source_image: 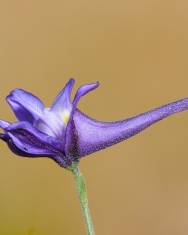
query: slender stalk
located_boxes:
[69,164,95,235]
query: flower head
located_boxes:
[0,79,188,168]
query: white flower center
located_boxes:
[34,108,71,138]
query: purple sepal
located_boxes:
[6,89,44,122]
[0,121,72,167]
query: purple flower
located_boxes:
[0,79,188,168]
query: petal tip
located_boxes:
[6,88,24,98]
[0,120,10,129]
[68,78,75,85]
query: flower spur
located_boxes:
[0,79,188,235]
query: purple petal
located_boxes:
[73,82,99,108]
[6,99,35,123]
[2,121,72,167]
[6,121,63,151]
[69,98,188,157]
[6,89,44,121]
[7,132,53,156]
[50,79,75,113]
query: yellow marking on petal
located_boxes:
[60,110,70,124]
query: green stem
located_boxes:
[69,164,95,235]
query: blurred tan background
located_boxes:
[0,0,188,234]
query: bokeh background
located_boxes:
[0,0,188,234]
